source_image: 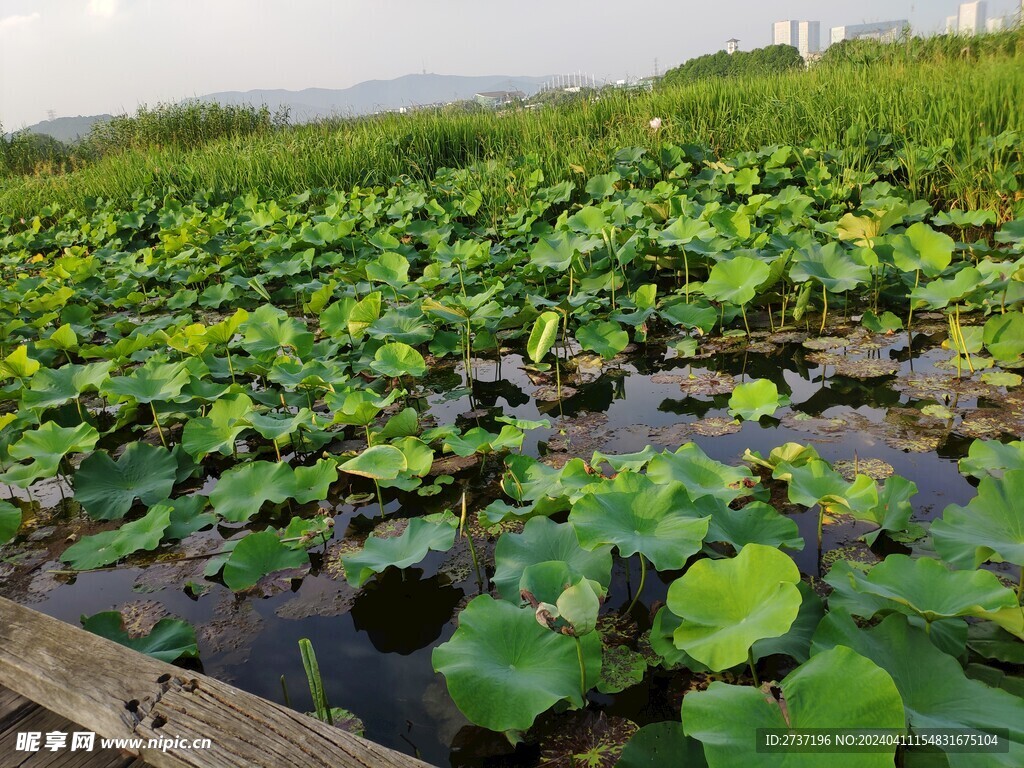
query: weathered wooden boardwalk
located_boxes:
[0,597,433,768]
[1,684,148,767]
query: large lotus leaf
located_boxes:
[246,408,313,441]
[658,216,714,247]
[103,359,190,404]
[932,470,1024,569]
[859,475,917,545]
[575,320,629,360]
[502,454,564,502]
[81,612,198,663]
[531,233,578,272]
[589,446,659,473]
[61,505,171,570]
[825,555,1022,635]
[813,612,1024,768]
[983,313,1024,363]
[617,721,708,768]
[342,514,458,587]
[666,544,801,670]
[365,252,409,286]
[910,267,984,310]
[959,439,1024,480]
[647,443,756,505]
[784,459,877,516]
[702,256,770,306]
[569,473,709,571]
[0,500,22,545]
[339,445,407,480]
[242,304,314,359]
[210,461,294,522]
[0,421,99,487]
[444,425,524,457]
[528,311,561,363]
[222,529,310,591]
[0,345,39,380]
[493,517,613,602]
[370,341,427,378]
[180,393,253,459]
[890,222,955,278]
[291,459,338,503]
[74,442,178,521]
[682,646,905,768]
[791,242,872,293]
[728,379,785,421]
[21,361,113,411]
[367,307,434,345]
[659,301,718,334]
[432,595,601,732]
[705,500,804,553]
[161,495,215,540]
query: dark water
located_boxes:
[9,328,1009,766]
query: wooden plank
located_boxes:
[0,597,433,768]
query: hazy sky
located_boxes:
[1,0,1021,127]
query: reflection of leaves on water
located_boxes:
[350,568,463,655]
[276,576,357,620]
[687,417,742,437]
[198,595,264,665]
[833,458,895,481]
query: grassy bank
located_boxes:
[2,31,1023,221]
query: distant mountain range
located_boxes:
[11,73,550,142]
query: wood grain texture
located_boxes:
[0,597,433,768]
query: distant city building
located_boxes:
[474,91,524,109]
[830,20,909,45]
[726,38,740,54]
[986,16,1005,31]
[772,19,819,58]
[946,14,960,33]
[958,1,988,34]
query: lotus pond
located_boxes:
[2,142,1024,767]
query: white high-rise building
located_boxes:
[830,20,909,45]
[772,19,819,58]
[986,16,1005,32]
[946,15,960,33]
[958,1,988,34]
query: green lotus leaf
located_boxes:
[589,446,659,473]
[575,320,629,360]
[242,304,314,359]
[222,529,310,591]
[555,577,602,636]
[339,445,407,481]
[959,439,1024,480]
[291,459,338,503]
[682,646,905,768]
[81,612,199,663]
[161,495,215,540]
[210,460,294,522]
[791,242,872,293]
[705,500,804,553]
[21,361,113,411]
[658,216,715,248]
[825,555,1022,635]
[647,443,757,505]
[342,514,458,588]
[784,459,878,516]
[431,595,601,733]
[443,425,524,457]
[703,256,771,306]
[61,505,171,570]
[659,301,718,333]
[667,543,801,670]
[74,442,178,521]
[246,408,313,441]
[618,721,707,768]
[983,312,1024,363]
[596,644,648,695]
[103,359,191,403]
[890,222,955,278]
[728,379,786,421]
[0,500,23,545]
[910,266,984,310]
[370,341,427,378]
[932,470,1024,569]
[813,612,1024,768]
[0,422,100,487]
[519,560,579,606]
[0,345,39,380]
[493,517,613,602]
[201,308,248,345]
[502,454,564,502]
[365,251,409,286]
[569,473,709,571]
[860,309,904,333]
[180,392,253,460]
[527,311,561,363]
[858,475,917,545]
[750,581,824,663]
[367,307,434,345]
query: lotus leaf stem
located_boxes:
[625,553,647,615]
[150,402,167,448]
[748,647,760,687]
[819,284,828,335]
[574,636,588,701]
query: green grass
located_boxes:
[2,30,1023,221]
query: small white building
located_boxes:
[958,1,988,35]
[726,38,740,54]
